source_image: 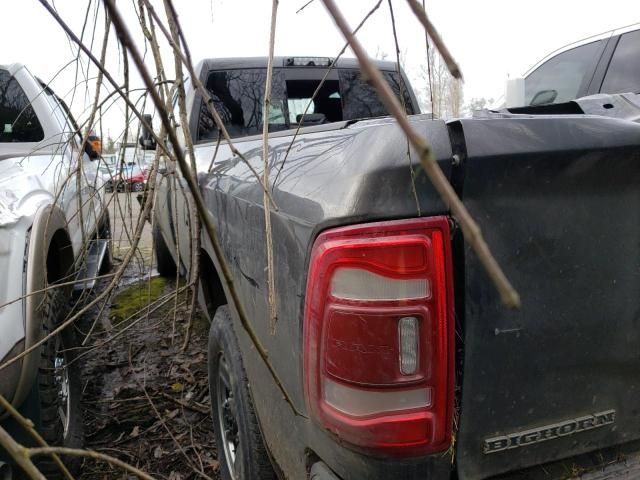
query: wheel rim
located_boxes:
[217,352,240,479]
[54,336,71,438]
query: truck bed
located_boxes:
[453,114,640,479]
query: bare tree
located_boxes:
[419,45,463,118]
[464,96,495,116]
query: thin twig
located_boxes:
[4,0,173,375]
[0,425,46,480]
[422,0,434,119]
[273,0,383,186]
[161,0,203,350]
[105,0,306,416]
[0,395,73,480]
[296,0,316,14]
[131,350,212,479]
[263,0,279,332]
[158,391,209,415]
[321,0,520,308]
[405,0,462,80]
[28,447,156,480]
[141,0,278,211]
[387,0,421,216]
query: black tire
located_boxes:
[209,306,276,480]
[152,224,177,277]
[37,288,84,478]
[133,182,144,192]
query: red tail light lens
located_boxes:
[303,217,454,457]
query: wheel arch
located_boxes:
[12,204,74,407]
[199,247,227,320]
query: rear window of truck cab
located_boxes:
[0,69,44,142]
[197,67,414,141]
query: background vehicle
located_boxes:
[104,163,146,193]
[150,57,640,479]
[0,63,111,477]
[120,142,153,173]
[506,24,640,107]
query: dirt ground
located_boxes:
[74,193,219,479]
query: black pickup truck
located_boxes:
[149,56,640,480]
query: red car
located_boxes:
[108,164,146,192]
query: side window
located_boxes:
[600,30,640,94]
[524,40,603,105]
[197,68,286,141]
[0,69,44,142]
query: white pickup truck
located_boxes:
[0,63,111,477]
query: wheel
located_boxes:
[37,288,84,478]
[209,306,276,480]
[152,223,177,277]
[133,182,144,192]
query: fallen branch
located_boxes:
[0,425,47,480]
[158,391,209,415]
[0,395,73,480]
[28,447,156,480]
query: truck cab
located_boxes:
[506,24,640,108]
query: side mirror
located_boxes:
[530,89,558,106]
[84,139,100,160]
[505,77,525,108]
[138,113,156,150]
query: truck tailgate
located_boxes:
[453,116,640,479]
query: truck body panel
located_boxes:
[452,115,640,479]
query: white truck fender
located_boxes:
[10,203,73,408]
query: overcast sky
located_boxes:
[1,0,638,139]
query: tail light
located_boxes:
[303,217,454,457]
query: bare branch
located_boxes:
[405,0,463,80]
[296,0,317,14]
[273,0,383,185]
[28,447,156,480]
[321,0,520,308]
[141,0,278,211]
[0,395,73,480]
[105,0,306,416]
[263,0,279,331]
[0,425,46,480]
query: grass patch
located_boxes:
[110,276,167,325]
